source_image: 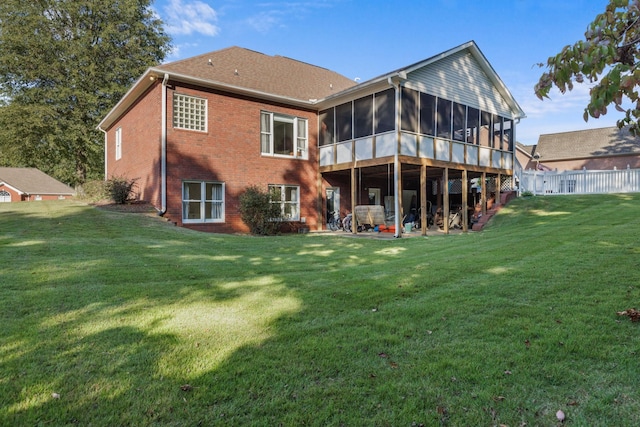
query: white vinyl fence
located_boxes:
[519,166,640,195]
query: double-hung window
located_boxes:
[269,184,299,220]
[115,127,122,160]
[182,181,224,223]
[261,112,308,159]
[173,94,207,132]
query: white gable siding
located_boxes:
[406,50,514,118]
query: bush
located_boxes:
[77,180,108,202]
[238,185,282,235]
[105,176,138,204]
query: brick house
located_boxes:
[98,41,525,234]
[0,167,75,202]
[516,126,640,172]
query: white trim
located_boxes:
[260,111,308,159]
[269,184,300,221]
[0,189,11,202]
[115,127,122,160]
[172,93,208,132]
[0,182,23,195]
[182,180,225,223]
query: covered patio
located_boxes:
[321,157,511,237]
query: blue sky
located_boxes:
[152,0,619,146]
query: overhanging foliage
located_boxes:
[535,0,640,135]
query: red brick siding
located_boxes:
[29,194,72,201]
[106,80,321,233]
[542,155,640,171]
[164,83,320,233]
[0,185,72,202]
[105,83,163,207]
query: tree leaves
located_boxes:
[534,0,640,135]
[0,0,172,185]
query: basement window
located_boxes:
[269,184,300,221]
[182,181,224,223]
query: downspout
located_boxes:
[159,73,169,216]
[388,75,402,238]
[99,128,107,181]
[513,117,520,192]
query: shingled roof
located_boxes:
[516,141,535,157]
[536,126,640,161]
[0,167,75,195]
[156,46,357,102]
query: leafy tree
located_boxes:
[0,0,171,186]
[535,0,640,134]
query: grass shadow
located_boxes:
[2,196,640,425]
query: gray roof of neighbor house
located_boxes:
[0,167,75,195]
[155,46,357,102]
[535,126,640,161]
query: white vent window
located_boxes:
[173,94,207,132]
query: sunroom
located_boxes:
[317,41,525,236]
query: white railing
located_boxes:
[519,166,640,195]
[319,131,513,169]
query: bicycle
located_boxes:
[342,212,360,232]
[327,210,342,231]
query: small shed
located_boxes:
[0,167,75,202]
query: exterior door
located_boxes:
[368,188,380,205]
[326,187,340,224]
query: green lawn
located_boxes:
[1,195,639,426]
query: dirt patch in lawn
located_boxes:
[92,200,158,214]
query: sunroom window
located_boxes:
[269,184,299,221]
[261,112,308,158]
[436,98,452,140]
[182,181,224,223]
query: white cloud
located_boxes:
[508,79,618,144]
[515,82,622,145]
[518,83,593,120]
[163,0,220,36]
[163,42,200,63]
[243,2,336,34]
[244,10,285,33]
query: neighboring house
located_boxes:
[0,167,75,202]
[517,126,640,171]
[98,41,525,234]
